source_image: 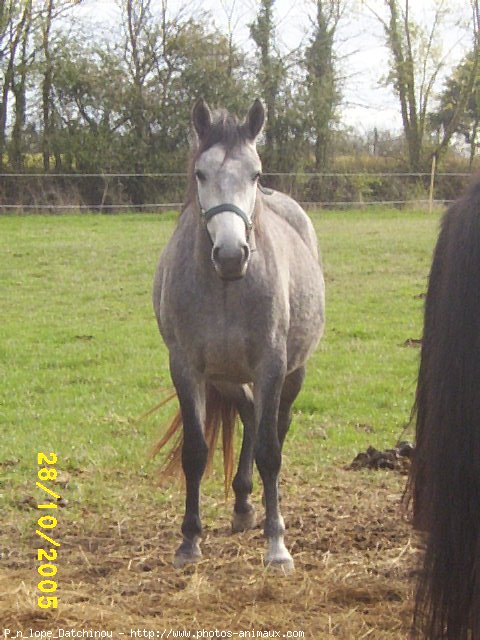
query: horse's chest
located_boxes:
[196,309,259,378]
[171,293,270,382]
[203,328,252,380]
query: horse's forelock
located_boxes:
[198,108,248,155]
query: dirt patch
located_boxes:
[1,469,417,639]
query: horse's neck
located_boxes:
[187,204,215,270]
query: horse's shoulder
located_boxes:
[153,208,192,314]
[261,189,319,260]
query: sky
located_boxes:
[72,0,475,134]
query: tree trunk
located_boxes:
[470,119,479,170]
[306,1,340,172]
[0,68,12,172]
[384,0,422,171]
[42,0,54,173]
[10,3,32,171]
[10,71,27,170]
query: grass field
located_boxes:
[0,208,441,637]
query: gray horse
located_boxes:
[153,99,325,571]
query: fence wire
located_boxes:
[0,171,473,212]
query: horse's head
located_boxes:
[192,98,265,281]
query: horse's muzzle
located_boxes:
[211,242,251,280]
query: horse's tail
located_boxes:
[410,178,480,639]
[149,385,237,497]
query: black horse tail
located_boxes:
[149,384,237,498]
[410,178,480,639]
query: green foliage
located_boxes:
[0,0,478,181]
[48,38,128,172]
[1,1,253,175]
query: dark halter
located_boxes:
[200,203,253,232]
[199,201,256,250]
[198,184,273,250]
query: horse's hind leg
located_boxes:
[255,359,294,572]
[231,385,257,532]
[211,381,257,533]
[169,354,208,568]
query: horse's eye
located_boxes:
[252,171,261,182]
[195,170,206,182]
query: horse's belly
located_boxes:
[287,278,325,371]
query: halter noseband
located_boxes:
[200,203,253,232]
[199,202,255,249]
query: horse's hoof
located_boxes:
[232,508,257,533]
[265,536,294,573]
[173,540,202,568]
[173,552,201,568]
[265,556,295,574]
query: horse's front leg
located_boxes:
[169,353,208,568]
[254,358,294,572]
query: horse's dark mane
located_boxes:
[184,109,251,210]
[411,174,480,638]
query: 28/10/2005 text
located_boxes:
[35,452,61,610]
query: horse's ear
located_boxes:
[246,99,265,140]
[192,98,212,140]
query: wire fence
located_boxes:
[0,171,474,213]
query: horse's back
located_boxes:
[261,190,319,260]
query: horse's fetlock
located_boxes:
[232,474,253,497]
[181,514,202,539]
[264,520,285,539]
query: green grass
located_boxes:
[0,208,440,516]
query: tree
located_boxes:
[39,0,54,171]
[250,0,286,168]
[44,2,251,179]
[304,0,343,170]
[8,0,33,170]
[431,51,480,168]
[33,0,83,171]
[49,35,129,171]
[370,0,480,170]
[0,1,32,171]
[119,0,159,172]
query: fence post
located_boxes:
[429,155,436,214]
